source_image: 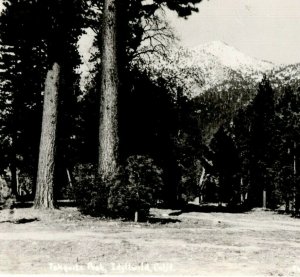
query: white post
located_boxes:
[134,211,138,222]
[263,190,267,209]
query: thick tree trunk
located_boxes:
[34,63,60,209]
[98,0,119,179]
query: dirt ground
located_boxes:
[0,206,300,276]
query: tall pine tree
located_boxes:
[249,76,275,207]
[98,0,203,181]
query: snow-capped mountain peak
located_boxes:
[138,40,300,98]
[190,40,274,73]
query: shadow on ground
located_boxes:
[168,203,251,216]
[0,218,39,224]
[12,200,76,209]
[147,217,181,224]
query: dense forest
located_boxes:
[0,0,299,221]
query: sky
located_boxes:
[166,0,300,64]
[1,0,300,65]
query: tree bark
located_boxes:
[98,0,119,179]
[34,63,60,209]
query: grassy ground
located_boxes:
[0,206,300,276]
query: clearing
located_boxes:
[0,206,300,276]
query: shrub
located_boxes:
[73,164,109,217]
[0,175,16,209]
[18,172,33,200]
[108,155,164,220]
[73,156,164,221]
[0,176,10,203]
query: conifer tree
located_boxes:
[210,126,241,206]
[248,76,275,207]
[0,1,48,198]
[274,86,300,212]
[98,0,203,180]
[0,0,86,207]
[34,0,86,208]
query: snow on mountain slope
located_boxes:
[136,40,300,98]
[270,63,300,88]
[142,40,277,97]
[190,41,274,75]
